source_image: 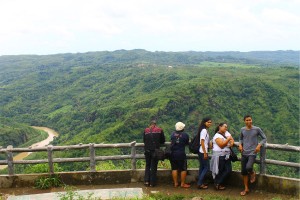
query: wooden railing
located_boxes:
[0,142,299,176]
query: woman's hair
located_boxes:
[215,122,226,133]
[197,117,211,135]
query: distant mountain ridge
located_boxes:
[0,49,298,67]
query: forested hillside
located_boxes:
[0,118,48,160]
[0,50,299,176]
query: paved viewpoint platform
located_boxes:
[0,170,298,199]
[2,182,298,200]
[7,188,143,200]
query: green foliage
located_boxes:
[0,117,47,148]
[24,163,63,174]
[58,186,97,200]
[0,50,299,177]
[95,160,130,171]
[34,174,62,189]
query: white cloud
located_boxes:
[0,0,299,55]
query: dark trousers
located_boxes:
[241,155,256,175]
[197,153,209,185]
[214,155,232,185]
[144,150,158,186]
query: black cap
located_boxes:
[150,120,157,125]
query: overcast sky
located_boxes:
[0,0,299,56]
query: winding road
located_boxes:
[0,126,59,170]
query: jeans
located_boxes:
[197,153,209,185]
[214,155,232,185]
[144,150,158,186]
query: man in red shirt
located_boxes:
[143,120,165,187]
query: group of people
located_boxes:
[143,115,267,196]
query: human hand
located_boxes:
[238,144,243,152]
[209,141,213,149]
[254,145,261,153]
[228,139,234,147]
[204,153,208,160]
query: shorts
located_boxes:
[170,159,187,171]
[241,155,256,175]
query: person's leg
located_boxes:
[222,158,232,184]
[197,153,204,185]
[219,157,232,188]
[180,171,188,187]
[240,155,250,195]
[245,155,255,173]
[172,170,179,187]
[171,160,179,187]
[198,153,209,188]
[149,152,158,186]
[144,151,151,185]
[180,160,190,188]
[240,175,249,195]
[246,155,256,183]
[214,156,226,190]
[214,156,225,185]
[202,157,209,181]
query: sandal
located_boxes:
[174,183,179,188]
[197,184,208,189]
[215,184,226,190]
[240,190,249,196]
[250,171,256,183]
[144,182,149,187]
[181,183,191,188]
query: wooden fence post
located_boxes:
[89,143,96,172]
[131,141,137,170]
[47,145,54,174]
[7,145,14,175]
[260,144,267,175]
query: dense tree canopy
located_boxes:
[0,50,299,177]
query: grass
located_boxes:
[55,188,297,200]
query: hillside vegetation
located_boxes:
[0,118,48,160]
[0,50,299,176]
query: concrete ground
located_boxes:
[6,188,143,200]
[0,182,298,200]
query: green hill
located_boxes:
[0,50,298,145]
[0,50,299,176]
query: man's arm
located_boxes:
[238,131,244,152]
[255,127,267,153]
[258,127,267,145]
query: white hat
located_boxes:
[175,122,185,131]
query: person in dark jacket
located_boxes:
[143,120,165,187]
[170,122,190,188]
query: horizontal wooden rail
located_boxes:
[264,159,300,168]
[265,143,300,152]
[0,142,299,176]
